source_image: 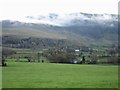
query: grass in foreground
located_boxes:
[2,61,118,88]
[0,67,2,89]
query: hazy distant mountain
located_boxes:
[1,12,118,47]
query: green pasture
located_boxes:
[2,61,118,88]
[0,67,2,89]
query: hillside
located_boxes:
[2,12,118,48]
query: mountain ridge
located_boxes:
[1,12,118,48]
[1,12,118,26]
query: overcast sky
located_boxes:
[0,0,119,19]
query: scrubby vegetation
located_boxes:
[2,47,16,66]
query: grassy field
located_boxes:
[2,61,118,88]
[0,67,2,89]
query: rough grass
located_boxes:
[3,26,66,39]
[2,61,118,88]
[0,67,2,89]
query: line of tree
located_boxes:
[43,47,76,63]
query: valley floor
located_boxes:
[0,67,2,89]
[2,61,118,88]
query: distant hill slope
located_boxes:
[1,12,118,47]
[2,20,66,39]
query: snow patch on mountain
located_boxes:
[1,12,117,26]
[25,12,117,26]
